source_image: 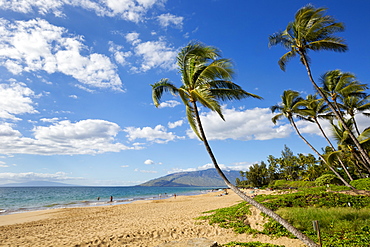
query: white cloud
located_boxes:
[121,165,129,168]
[0,81,38,120]
[0,122,22,137]
[157,13,183,29]
[124,32,177,72]
[355,112,370,133]
[124,124,180,144]
[159,100,180,108]
[187,106,292,141]
[168,120,183,129]
[0,171,82,183]
[40,117,59,123]
[108,41,132,66]
[0,0,166,23]
[144,159,154,165]
[295,111,370,139]
[125,32,141,45]
[0,163,9,167]
[0,119,135,155]
[0,18,123,91]
[132,38,177,72]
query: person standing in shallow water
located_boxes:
[110,196,113,202]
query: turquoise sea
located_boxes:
[0,186,215,215]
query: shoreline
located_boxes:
[0,189,304,247]
[0,186,215,216]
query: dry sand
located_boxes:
[0,190,305,247]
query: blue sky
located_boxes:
[0,0,369,186]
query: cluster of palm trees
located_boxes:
[150,4,368,247]
[269,5,370,189]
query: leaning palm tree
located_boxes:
[271,90,354,188]
[268,4,370,166]
[331,119,370,174]
[342,94,370,135]
[152,41,319,247]
[319,70,368,120]
[299,94,353,181]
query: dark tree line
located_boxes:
[236,145,326,188]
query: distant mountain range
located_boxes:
[0,169,243,187]
[0,181,76,187]
[138,168,242,187]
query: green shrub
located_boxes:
[269,180,315,189]
[315,174,341,186]
[197,202,258,234]
[200,189,370,246]
[255,191,370,210]
[350,178,370,191]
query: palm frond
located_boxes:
[191,88,224,120]
[271,112,284,124]
[278,51,297,71]
[308,37,348,52]
[151,79,178,107]
[325,150,343,167]
[185,104,202,140]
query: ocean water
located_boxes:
[0,186,215,215]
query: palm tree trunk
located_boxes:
[192,101,320,247]
[352,116,361,136]
[353,160,366,178]
[300,54,370,167]
[314,118,353,181]
[353,151,370,173]
[289,118,355,189]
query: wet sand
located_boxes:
[0,190,305,247]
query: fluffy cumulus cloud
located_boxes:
[144,159,154,165]
[168,120,183,129]
[0,18,122,91]
[0,81,38,120]
[157,13,183,29]
[0,171,82,183]
[0,0,166,23]
[124,32,177,72]
[187,107,293,141]
[124,124,180,144]
[0,119,134,155]
[108,41,132,66]
[159,100,180,108]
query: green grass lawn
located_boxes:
[197,187,370,247]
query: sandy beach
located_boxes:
[0,190,304,247]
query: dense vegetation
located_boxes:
[198,187,370,247]
[236,145,370,191]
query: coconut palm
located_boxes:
[320,70,370,165]
[299,94,353,180]
[330,119,370,174]
[319,70,368,120]
[271,90,354,188]
[268,4,370,166]
[342,94,370,136]
[152,41,319,247]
